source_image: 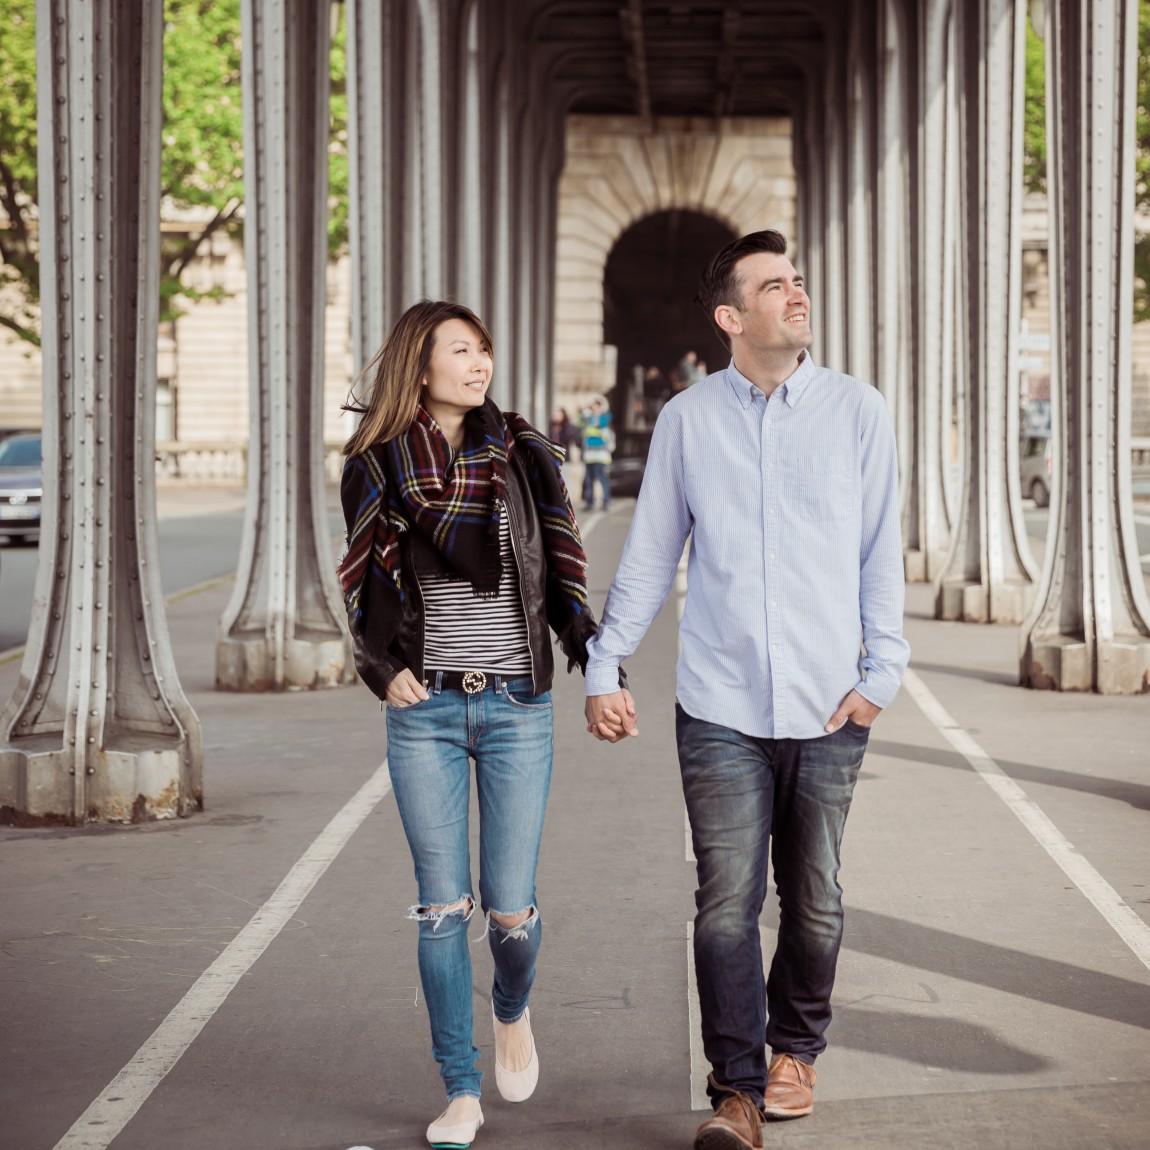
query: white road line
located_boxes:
[52,760,394,1150]
[903,669,1150,973]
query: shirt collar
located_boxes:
[725,350,817,409]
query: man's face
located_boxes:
[720,252,811,355]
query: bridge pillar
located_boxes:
[216,0,355,691]
[904,0,956,581]
[936,0,1038,623]
[0,0,202,823]
[1021,0,1150,693]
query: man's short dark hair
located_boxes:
[697,230,788,347]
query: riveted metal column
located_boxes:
[516,85,539,423]
[456,0,485,312]
[876,0,913,492]
[347,0,408,371]
[217,0,354,691]
[799,63,826,366]
[416,0,460,299]
[904,0,955,580]
[821,33,847,373]
[489,56,516,409]
[1021,0,1150,693]
[534,101,563,426]
[845,4,876,384]
[0,0,202,823]
[936,0,1038,622]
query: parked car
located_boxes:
[0,432,43,542]
[609,428,654,498]
[1020,434,1052,508]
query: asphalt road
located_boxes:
[0,491,345,654]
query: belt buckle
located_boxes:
[462,670,488,694]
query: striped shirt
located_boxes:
[585,356,910,740]
[420,504,533,674]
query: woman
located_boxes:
[337,300,598,1148]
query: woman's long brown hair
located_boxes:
[342,300,495,456]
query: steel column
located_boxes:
[0,0,202,822]
[845,5,876,384]
[217,0,354,691]
[821,33,847,374]
[1021,0,1150,692]
[489,56,516,409]
[456,0,485,313]
[904,0,956,580]
[347,0,408,373]
[936,0,1038,623]
[876,0,914,498]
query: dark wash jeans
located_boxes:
[676,703,868,1110]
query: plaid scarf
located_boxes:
[338,398,592,667]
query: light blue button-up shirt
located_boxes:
[585,356,910,740]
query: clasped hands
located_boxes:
[585,687,881,743]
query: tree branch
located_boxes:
[0,155,31,246]
[0,312,40,348]
[166,199,242,281]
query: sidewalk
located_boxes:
[0,502,1148,1150]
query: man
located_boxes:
[579,397,614,511]
[584,230,909,1150]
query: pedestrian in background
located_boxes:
[338,300,597,1150]
[583,231,909,1150]
[579,396,614,511]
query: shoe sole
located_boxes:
[762,1103,813,1119]
[693,1127,759,1150]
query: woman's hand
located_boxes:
[386,668,431,708]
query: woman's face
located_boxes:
[422,318,493,421]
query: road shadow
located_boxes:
[832,1003,1052,1073]
[908,659,1018,687]
[839,907,1150,1032]
[869,738,1150,812]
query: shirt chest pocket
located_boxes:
[780,461,855,522]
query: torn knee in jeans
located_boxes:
[407,895,475,932]
[487,904,539,941]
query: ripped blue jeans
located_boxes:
[385,674,553,1100]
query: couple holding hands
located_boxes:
[337,230,909,1150]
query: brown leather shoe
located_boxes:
[762,1052,816,1119]
[693,1077,763,1149]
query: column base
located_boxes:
[904,548,948,583]
[216,632,357,692]
[1022,634,1150,694]
[935,579,1034,623]
[0,737,201,825]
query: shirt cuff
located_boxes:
[853,672,900,712]
[585,660,622,696]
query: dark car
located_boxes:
[0,432,43,542]
[609,429,654,498]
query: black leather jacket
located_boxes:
[348,449,589,701]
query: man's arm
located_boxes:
[851,390,911,715]
[585,406,693,738]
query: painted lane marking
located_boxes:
[903,668,1150,973]
[52,760,394,1150]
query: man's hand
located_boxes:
[585,689,638,742]
[825,689,881,733]
[386,668,430,708]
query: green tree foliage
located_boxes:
[1025,1,1150,319]
[0,0,39,345]
[0,0,349,348]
